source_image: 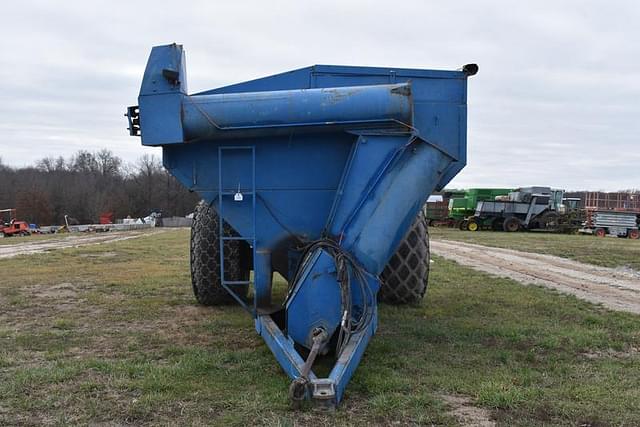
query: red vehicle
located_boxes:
[0,209,31,237]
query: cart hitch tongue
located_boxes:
[289,328,329,407]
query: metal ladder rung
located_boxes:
[220,146,253,150]
[221,236,255,241]
[220,191,255,196]
[223,280,252,286]
[218,145,257,315]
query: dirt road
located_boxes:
[0,229,165,259]
[431,239,640,314]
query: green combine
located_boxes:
[449,188,513,229]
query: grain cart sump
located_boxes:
[126,44,477,407]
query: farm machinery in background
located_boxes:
[424,188,512,227]
[461,187,583,232]
[449,188,513,228]
[0,209,31,237]
[424,190,465,225]
[579,211,639,239]
[576,192,640,239]
[426,187,640,237]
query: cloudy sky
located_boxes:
[1,1,638,190]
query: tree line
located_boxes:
[0,150,199,225]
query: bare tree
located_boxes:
[36,157,56,173]
[70,150,99,174]
[96,149,122,177]
[0,150,198,225]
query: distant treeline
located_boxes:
[0,150,199,225]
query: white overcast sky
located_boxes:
[1,1,638,190]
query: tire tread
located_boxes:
[190,201,248,306]
[379,210,430,305]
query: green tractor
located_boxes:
[448,188,514,230]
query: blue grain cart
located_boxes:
[126,44,477,407]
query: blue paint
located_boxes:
[256,315,317,381]
[128,43,476,406]
[181,83,412,140]
[285,249,342,349]
[328,307,378,403]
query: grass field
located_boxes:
[430,227,640,271]
[1,229,640,425]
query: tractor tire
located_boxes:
[629,229,639,240]
[459,220,468,231]
[594,227,606,238]
[503,217,520,232]
[190,201,249,306]
[379,209,430,305]
[536,212,560,231]
[467,220,479,232]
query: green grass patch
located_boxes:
[0,229,639,425]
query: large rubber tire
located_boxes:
[536,211,559,231]
[190,201,249,306]
[379,210,430,305]
[503,217,520,232]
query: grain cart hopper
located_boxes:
[126,44,477,407]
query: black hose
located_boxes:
[286,238,375,356]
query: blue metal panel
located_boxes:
[328,308,377,403]
[162,134,355,249]
[342,138,454,273]
[324,133,454,274]
[285,250,342,349]
[197,64,467,96]
[138,93,184,146]
[138,44,187,146]
[140,44,187,96]
[326,135,408,240]
[195,66,316,95]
